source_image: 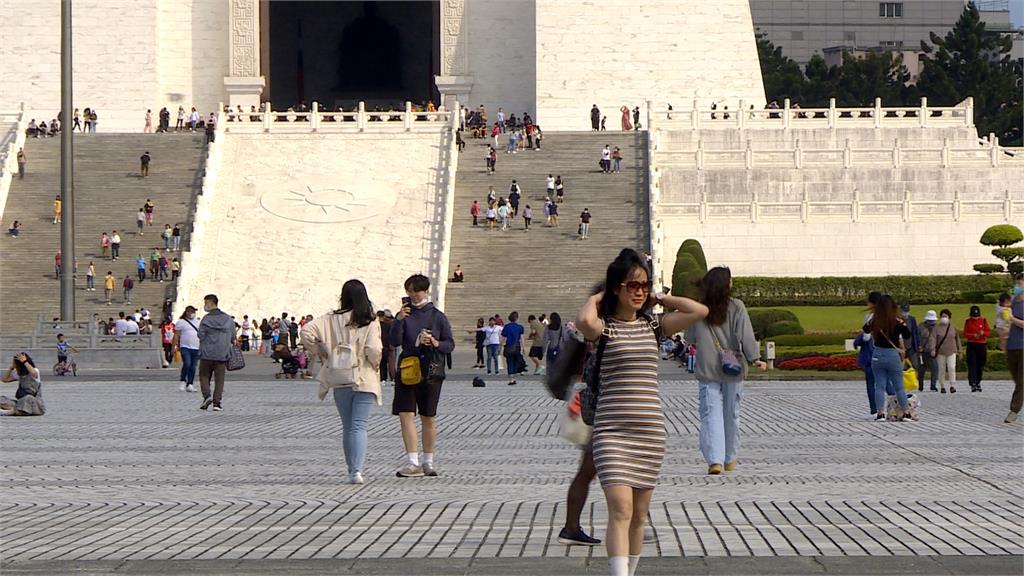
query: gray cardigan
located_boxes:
[685,298,760,383]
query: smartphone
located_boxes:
[402,297,411,307]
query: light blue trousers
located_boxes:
[332,387,376,475]
[698,381,743,466]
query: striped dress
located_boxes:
[593,318,664,489]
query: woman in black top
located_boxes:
[468,318,486,369]
[260,319,273,355]
[864,294,913,420]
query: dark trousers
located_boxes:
[917,354,938,388]
[475,345,484,366]
[137,269,145,281]
[863,367,877,414]
[141,164,149,177]
[111,243,120,259]
[1007,349,1022,414]
[199,359,227,404]
[163,343,173,364]
[505,344,524,377]
[472,215,478,226]
[965,342,987,387]
[565,444,595,530]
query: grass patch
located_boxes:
[753,304,990,334]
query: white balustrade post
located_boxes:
[691,99,700,130]
[263,101,272,132]
[358,101,366,132]
[844,138,852,169]
[903,189,911,222]
[942,138,950,168]
[699,190,708,223]
[874,97,882,129]
[953,189,961,222]
[893,138,901,168]
[738,99,746,130]
[800,189,808,223]
[404,101,413,131]
[751,189,758,222]
[1005,189,1012,222]
[745,139,753,170]
[965,96,974,128]
[794,138,802,169]
[696,140,704,170]
[991,135,1000,167]
[828,98,836,129]
[646,99,655,132]
[783,98,791,130]
[852,188,860,222]
[311,101,319,131]
[919,97,928,128]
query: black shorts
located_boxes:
[57,355,67,363]
[528,346,543,359]
[392,375,444,417]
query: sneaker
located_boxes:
[179,382,186,392]
[396,463,424,477]
[186,384,197,393]
[422,462,439,477]
[1006,412,1019,424]
[724,461,737,472]
[949,386,956,394]
[199,397,213,410]
[708,464,723,475]
[940,388,947,394]
[212,404,222,412]
[930,386,938,391]
[508,380,517,386]
[350,472,365,485]
[557,527,601,546]
[977,385,983,392]
[875,413,886,421]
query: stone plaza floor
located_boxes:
[1,360,1022,575]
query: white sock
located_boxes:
[423,452,434,465]
[628,554,640,576]
[405,452,419,466]
[608,556,629,576]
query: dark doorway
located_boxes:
[267,1,439,110]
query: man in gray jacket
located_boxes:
[198,294,235,411]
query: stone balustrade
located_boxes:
[650,97,974,131]
[0,103,28,220]
[654,135,1020,170]
[657,188,1020,224]
[221,101,455,134]
[433,101,461,312]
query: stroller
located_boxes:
[272,343,301,379]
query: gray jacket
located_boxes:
[199,308,235,361]
[686,298,760,383]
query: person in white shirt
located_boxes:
[601,145,612,173]
[114,313,129,337]
[126,318,140,335]
[546,174,556,202]
[173,305,201,392]
[483,318,503,374]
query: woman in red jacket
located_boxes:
[964,305,992,393]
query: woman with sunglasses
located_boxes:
[1,353,45,416]
[575,248,708,576]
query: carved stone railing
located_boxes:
[0,102,28,220]
[651,97,974,131]
[222,101,455,134]
[434,100,461,312]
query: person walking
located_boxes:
[162,224,173,251]
[523,204,533,231]
[632,106,640,130]
[501,312,525,385]
[482,317,502,374]
[1004,273,1023,423]
[541,312,569,373]
[85,261,95,291]
[172,224,182,251]
[918,310,939,391]
[160,317,176,367]
[612,147,623,173]
[685,267,765,472]
[470,200,479,226]
[122,274,134,304]
[144,110,153,133]
[136,208,145,235]
[135,254,147,282]
[546,174,556,202]
[103,271,115,305]
[53,195,62,224]
[189,107,199,131]
[16,148,25,179]
[100,232,110,259]
[174,306,200,392]
[488,146,497,174]
[963,305,991,392]
[470,317,486,369]
[548,200,559,227]
[866,295,913,419]
[508,185,520,218]
[579,208,592,239]
[390,274,455,477]
[72,109,82,132]
[574,248,708,576]
[555,176,565,203]
[144,199,155,226]
[601,145,612,173]
[110,230,121,260]
[140,151,151,177]
[485,204,497,231]
[301,279,383,484]
[590,105,601,131]
[197,294,235,411]
[928,309,962,394]
[899,304,922,390]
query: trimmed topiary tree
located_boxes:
[748,309,804,340]
[679,239,708,272]
[670,239,708,300]
[975,224,1023,274]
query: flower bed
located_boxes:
[776,354,860,371]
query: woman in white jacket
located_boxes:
[301,279,383,484]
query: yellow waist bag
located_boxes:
[399,356,422,386]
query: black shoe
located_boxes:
[557,527,601,546]
[212,404,222,412]
[875,413,886,421]
[977,385,982,392]
[950,386,956,394]
[200,397,213,410]
[930,386,938,391]
[508,380,517,386]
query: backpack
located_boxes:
[322,314,359,386]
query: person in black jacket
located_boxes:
[865,294,913,421]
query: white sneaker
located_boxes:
[350,472,365,484]
[1006,411,1019,424]
[179,382,186,392]
[186,384,197,393]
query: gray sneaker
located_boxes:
[422,462,439,477]
[1006,411,1019,424]
[396,463,424,478]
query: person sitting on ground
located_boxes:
[8,220,20,238]
[0,353,45,416]
[452,265,464,283]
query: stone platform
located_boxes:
[1,359,1021,575]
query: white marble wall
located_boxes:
[175,130,448,322]
[462,0,537,122]
[0,0,228,132]
[533,0,766,130]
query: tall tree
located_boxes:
[833,50,917,106]
[756,31,805,103]
[802,54,836,107]
[917,2,1022,145]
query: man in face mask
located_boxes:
[918,310,939,391]
[1005,273,1024,424]
[900,303,922,390]
[964,305,992,393]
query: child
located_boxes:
[136,208,145,235]
[55,334,79,372]
[686,343,697,373]
[995,293,1012,351]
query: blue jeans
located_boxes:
[179,347,199,385]
[698,381,743,465]
[333,387,375,475]
[871,348,907,411]
[486,344,500,372]
[86,275,94,289]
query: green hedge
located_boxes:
[733,275,1011,307]
[769,333,853,346]
[765,320,804,338]
[748,309,803,340]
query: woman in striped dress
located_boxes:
[576,248,708,576]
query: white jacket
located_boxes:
[300,312,383,405]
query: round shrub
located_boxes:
[749,308,801,339]
[980,224,1023,247]
[973,263,1005,274]
[671,253,702,300]
[764,320,804,338]
[679,239,708,272]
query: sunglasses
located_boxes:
[621,280,653,293]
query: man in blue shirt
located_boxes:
[501,311,526,386]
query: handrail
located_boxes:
[0,102,28,221]
[222,101,453,134]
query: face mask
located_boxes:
[970,311,980,318]
[940,317,949,324]
[901,312,909,318]
[1015,286,1024,297]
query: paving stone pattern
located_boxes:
[1,368,1022,564]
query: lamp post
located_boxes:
[60,0,75,322]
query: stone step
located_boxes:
[1,134,207,334]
